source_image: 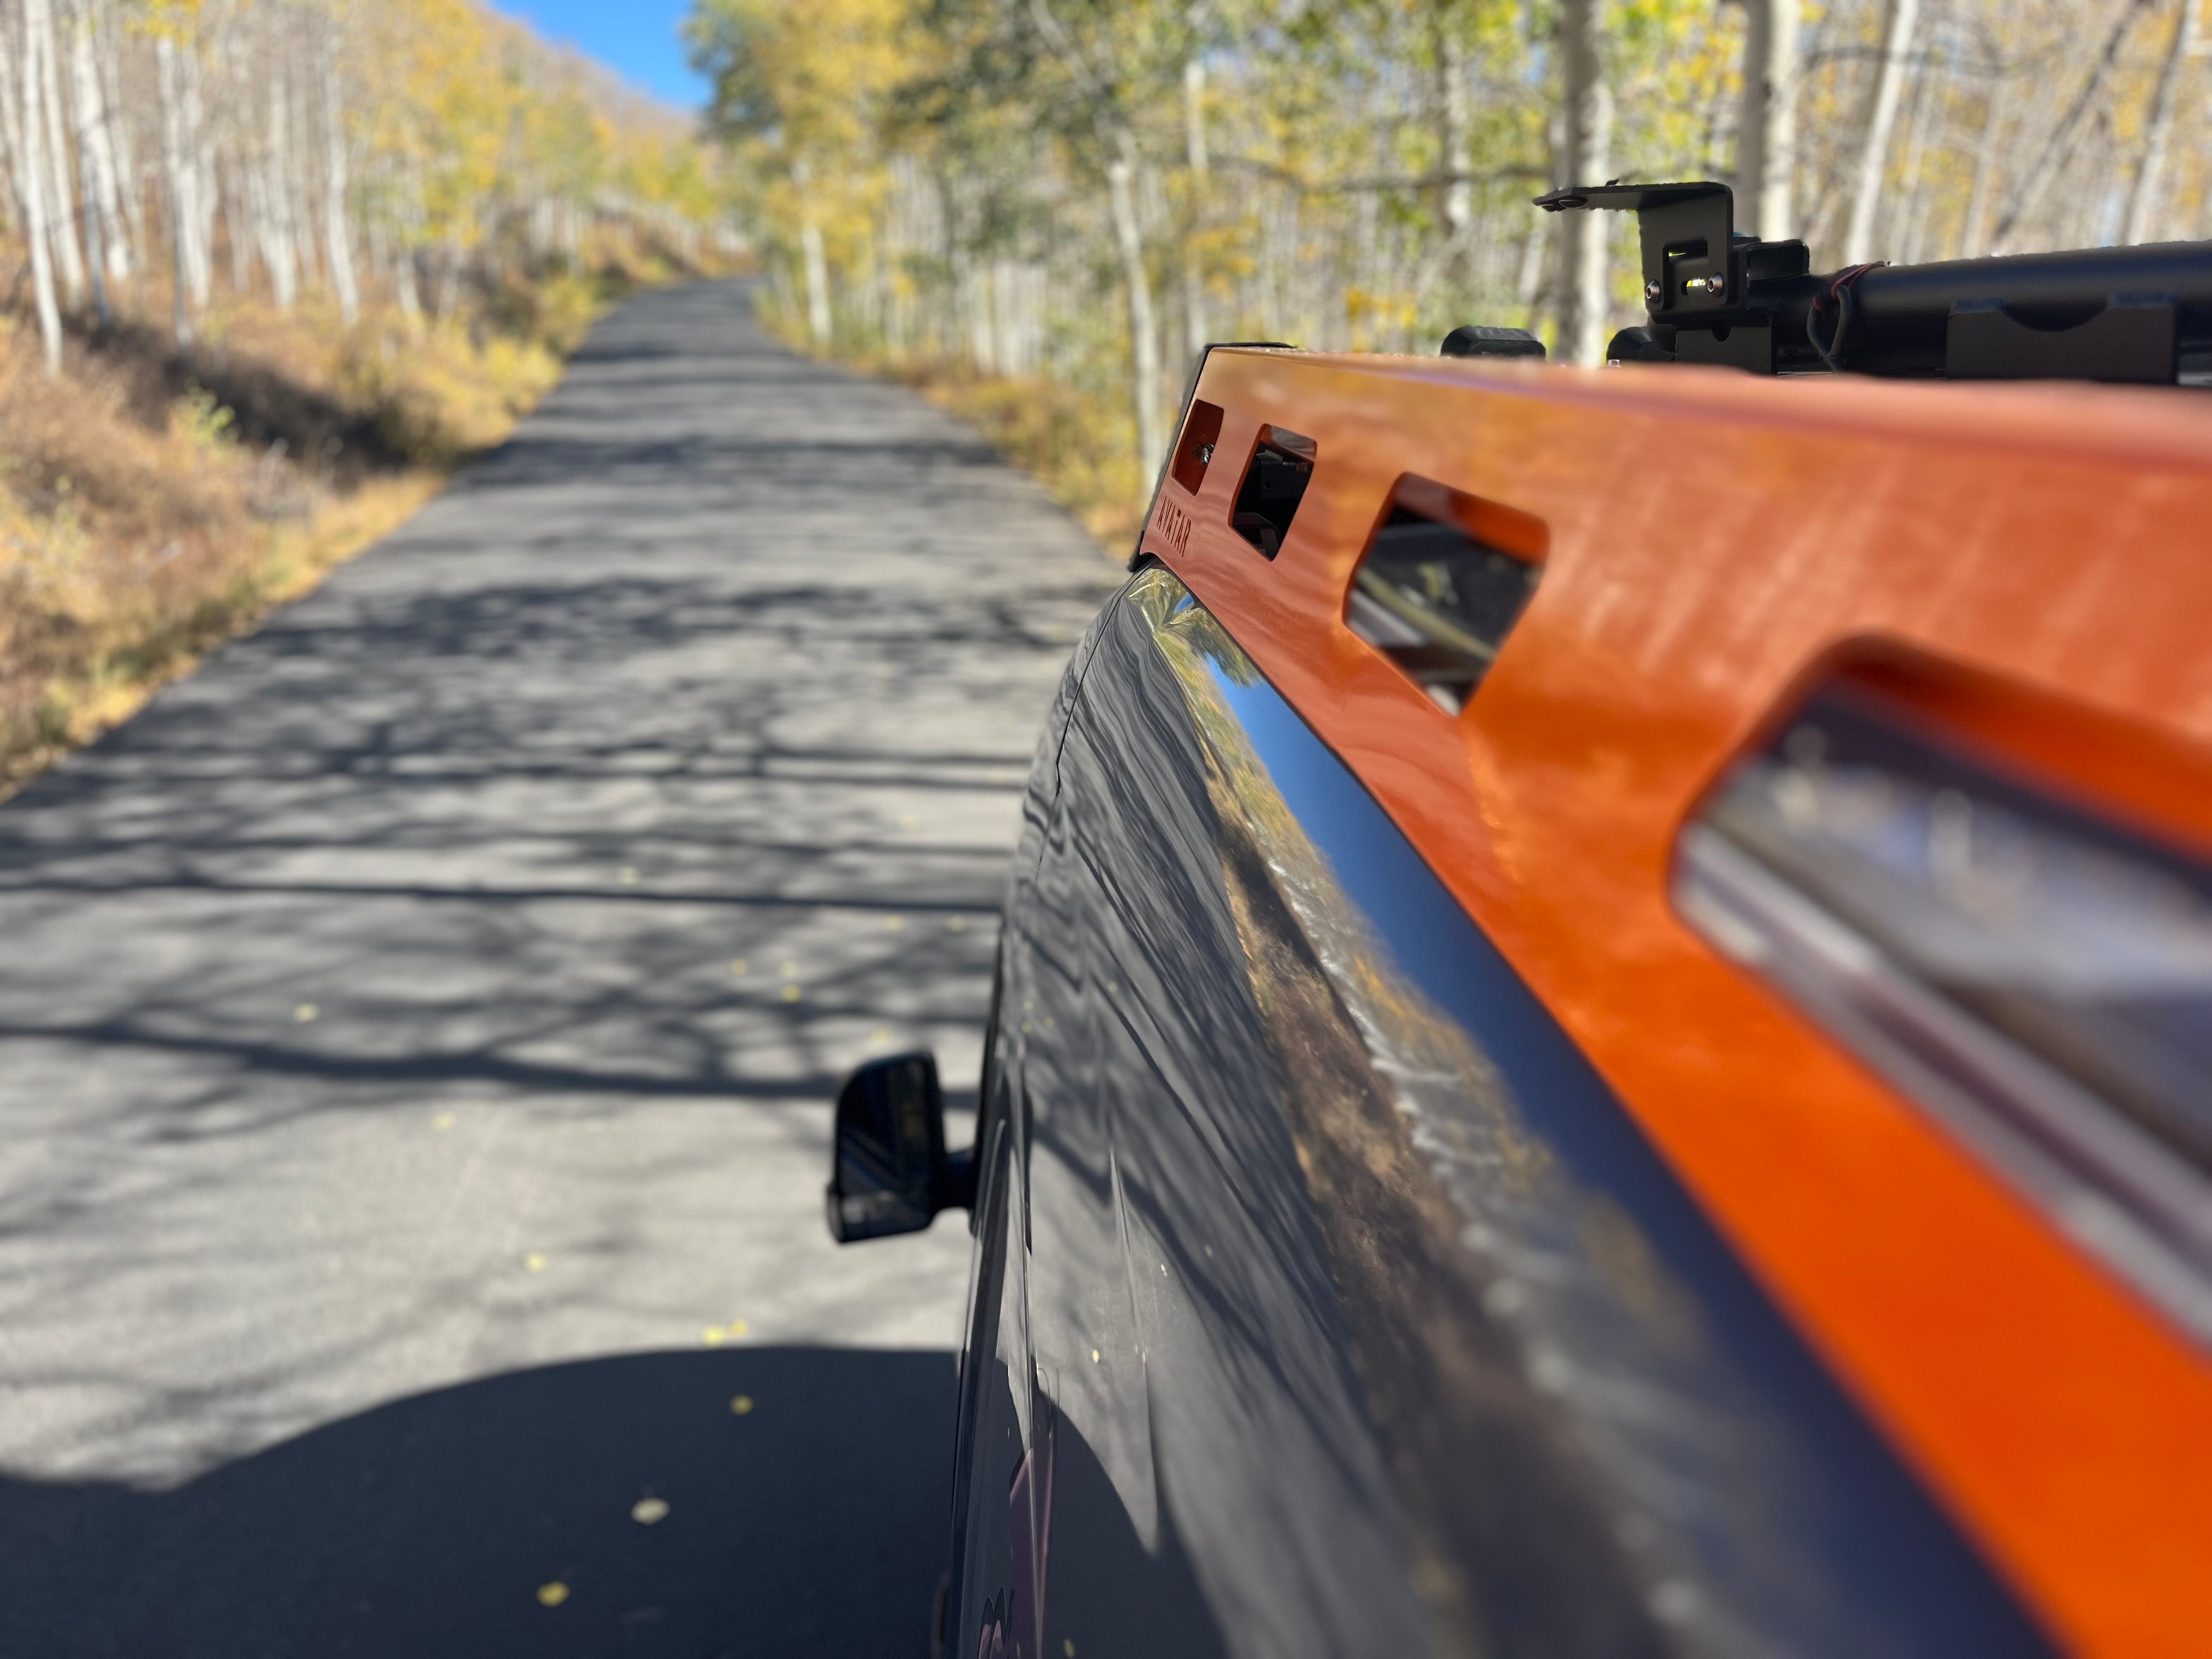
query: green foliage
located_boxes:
[697,0,2209,535]
[170,389,238,453]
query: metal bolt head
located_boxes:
[1644,280,1661,302]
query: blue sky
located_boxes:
[492,1,709,110]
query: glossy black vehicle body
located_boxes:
[943,568,2052,1659]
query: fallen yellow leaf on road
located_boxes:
[884,916,906,931]
[631,1497,670,1525]
[618,867,640,885]
[537,1582,569,1607]
[432,1113,456,1131]
[293,1003,318,1023]
[781,984,802,1002]
[730,1394,754,1415]
[702,1327,725,1346]
[729,958,748,975]
[524,1253,547,1272]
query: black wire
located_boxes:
[1810,263,1886,374]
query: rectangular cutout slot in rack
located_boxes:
[1344,477,1544,713]
[1171,400,1226,495]
[1232,426,1316,557]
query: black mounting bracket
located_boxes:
[1534,178,2210,383]
[1536,181,1742,324]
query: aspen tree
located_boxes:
[1106,133,1164,469]
[1558,0,1613,366]
[31,0,84,306]
[155,32,199,343]
[10,0,730,347]
[70,0,130,286]
[1842,0,1919,264]
[793,154,831,343]
[686,0,2212,448]
[2124,0,2202,244]
[691,0,912,351]
[91,0,142,264]
[1180,8,1209,358]
[4,0,66,371]
[1734,0,1800,240]
[1434,0,1473,246]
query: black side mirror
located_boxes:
[826,1051,975,1243]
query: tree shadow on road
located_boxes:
[0,1346,955,1659]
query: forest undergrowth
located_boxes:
[0,242,712,799]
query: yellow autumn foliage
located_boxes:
[692,0,2206,543]
[0,0,745,794]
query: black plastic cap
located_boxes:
[1441,325,1546,360]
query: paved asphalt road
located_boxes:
[0,282,1119,1656]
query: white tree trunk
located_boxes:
[2124,0,2198,245]
[1891,47,1944,266]
[320,20,358,321]
[262,76,298,308]
[156,33,199,345]
[243,156,269,294]
[70,0,129,284]
[792,155,832,345]
[1437,12,1472,241]
[434,228,462,318]
[223,154,253,293]
[1514,208,1549,311]
[31,0,86,307]
[1107,133,1164,472]
[1734,0,1801,240]
[90,0,142,264]
[1558,0,1613,365]
[394,151,425,324]
[73,76,112,329]
[9,1,66,372]
[182,41,213,308]
[1843,0,1920,264]
[799,216,832,344]
[1180,52,1209,357]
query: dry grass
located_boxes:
[0,242,720,800]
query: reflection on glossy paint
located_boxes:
[1149,567,1771,1649]
[1046,567,2047,1659]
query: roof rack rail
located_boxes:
[1536,180,2212,385]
